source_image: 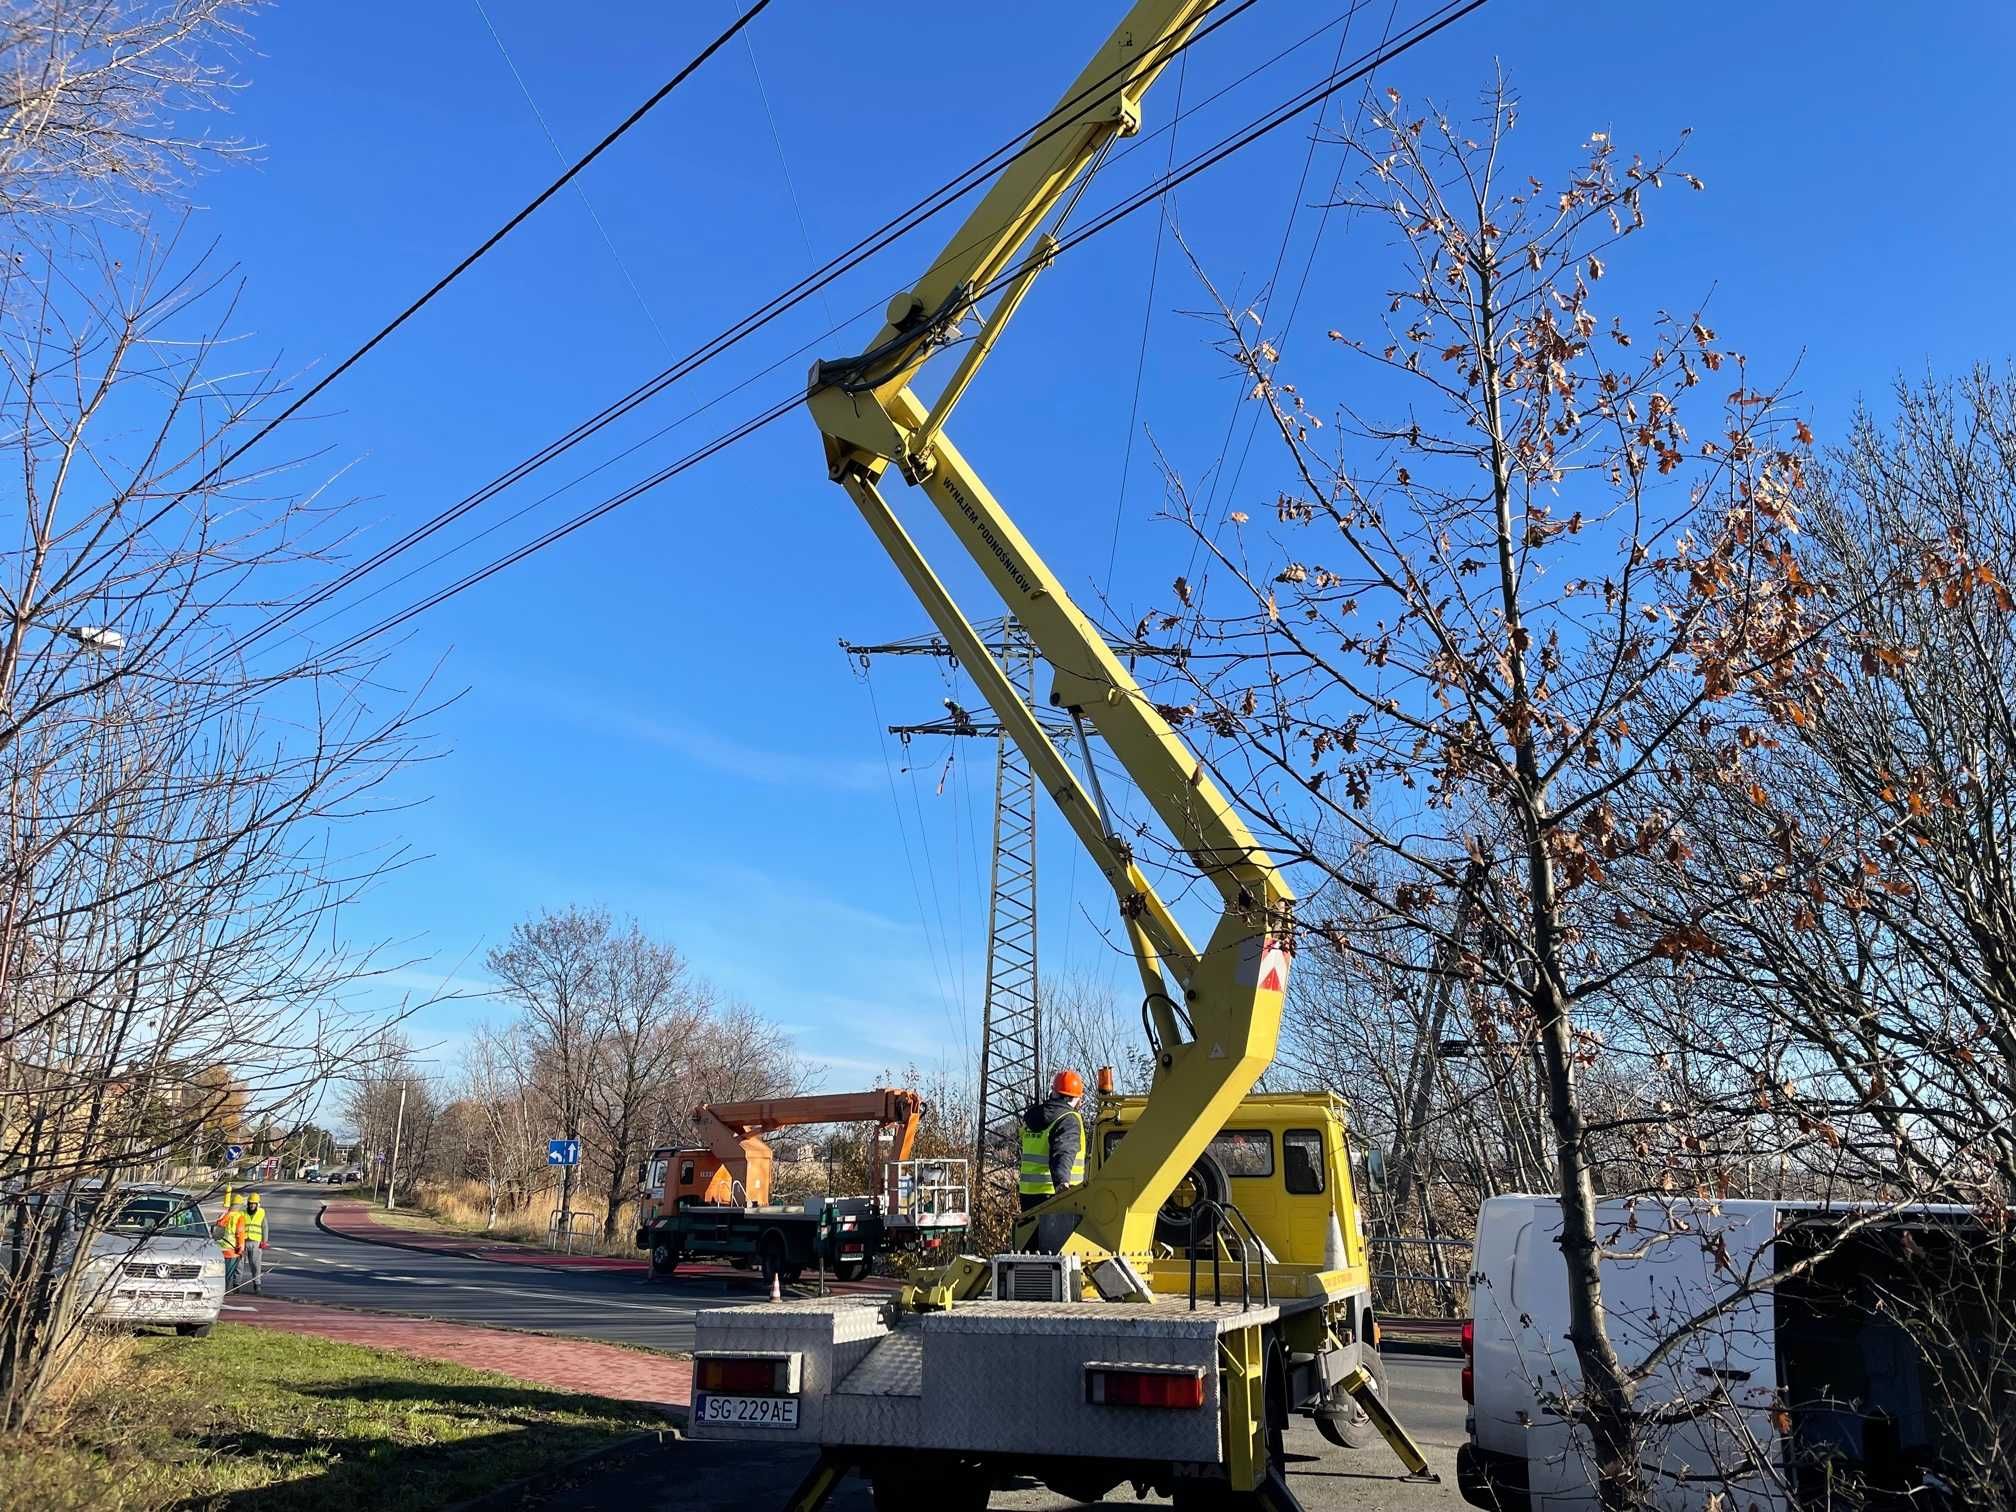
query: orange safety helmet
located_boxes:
[1052,1069,1085,1098]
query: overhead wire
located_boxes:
[729,0,837,330]
[861,660,965,1046]
[1182,0,1402,594]
[471,0,675,354]
[275,0,1490,677]
[204,0,1278,674]
[89,0,773,596]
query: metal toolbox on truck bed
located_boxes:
[691,1296,1282,1464]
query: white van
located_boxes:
[1458,1195,1987,1512]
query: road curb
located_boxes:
[442,1425,684,1512]
[314,1202,620,1279]
[1382,1336,1464,1359]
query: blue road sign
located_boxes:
[224,1144,244,1164]
[547,1138,580,1167]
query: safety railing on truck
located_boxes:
[1187,1198,1272,1312]
[887,1158,970,1231]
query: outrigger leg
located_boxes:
[1338,1364,1442,1483]
[780,1449,850,1511]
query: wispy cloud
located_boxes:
[513,678,884,792]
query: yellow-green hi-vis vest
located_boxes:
[1018,1111,1084,1195]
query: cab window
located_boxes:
[1103,1127,1274,1178]
[678,1161,696,1186]
[1283,1129,1326,1194]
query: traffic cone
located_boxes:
[1323,1214,1348,1272]
[770,1270,782,1303]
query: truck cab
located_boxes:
[638,1145,737,1224]
[1093,1089,1369,1282]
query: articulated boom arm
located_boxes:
[810,0,1294,1264]
[695,1089,925,1207]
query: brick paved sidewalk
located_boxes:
[230,1296,693,1412]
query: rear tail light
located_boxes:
[1085,1363,1207,1409]
[1462,1318,1475,1403]
[695,1353,801,1395]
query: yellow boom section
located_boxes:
[810,0,1294,1263]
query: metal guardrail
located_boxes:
[546,1208,600,1255]
[1368,1233,1472,1316]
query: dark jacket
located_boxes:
[1022,1093,1084,1190]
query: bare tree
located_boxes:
[581,922,711,1239]
[1152,80,1821,1506]
[1040,970,1150,1094]
[0,0,261,229]
[485,906,612,1226]
[0,238,429,1427]
[458,1022,546,1228]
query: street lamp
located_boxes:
[56,624,123,654]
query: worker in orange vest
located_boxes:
[214,1194,248,1293]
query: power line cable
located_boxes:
[729,0,837,329]
[472,0,675,354]
[205,0,1276,673]
[92,0,773,592]
[1182,0,1402,593]
[291,0,1489,673]
[220,1,1396,680]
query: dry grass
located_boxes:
[33,1329,136,1434]
[406,1179,638,1259]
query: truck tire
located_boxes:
[1155,1149,1230,1252]
[176,1323,214,1338]
[759,1231,788,1289]
[1315,1349,1388,1450]
[649,1238,680,1279]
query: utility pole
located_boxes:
[842,619,1183,1213]
[385,1083,408,1211]
[845,620,1045,1204]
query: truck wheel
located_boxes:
[1315,1350,1388,1450]
[176,1323,214,1338]
[649,1239,680,1279]
[834,1259,868,1283]
[759,1231,788,1289]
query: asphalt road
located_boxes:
[567,1376,1466,1512]
[247,1184,778,1351]
[243,1184,1468,1510]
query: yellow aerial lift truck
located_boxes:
[690,3,1435,1506]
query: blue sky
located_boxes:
[190,1,2016,1089]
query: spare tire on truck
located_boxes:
[1154,1148,1230,1252]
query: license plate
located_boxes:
[694,1393,799,1429]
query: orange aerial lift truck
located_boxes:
[690,3,1434,1507]
[636,1089,969,1284]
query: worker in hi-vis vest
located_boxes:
[1018,1070,1086,1212]
[239,1191,268,1295]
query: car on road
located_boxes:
[73,1187,225,1337]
